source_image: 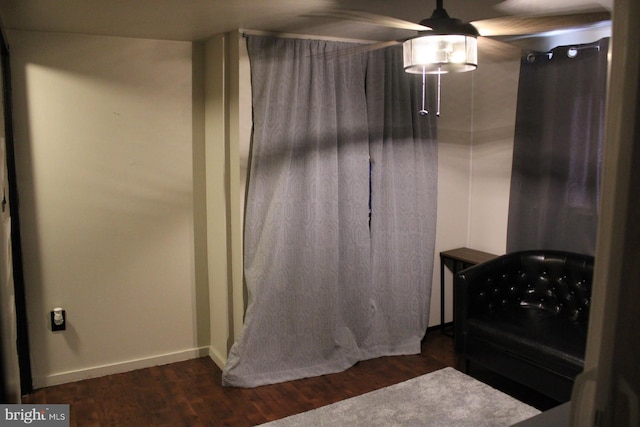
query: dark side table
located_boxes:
[440,247,498,335]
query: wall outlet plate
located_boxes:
[51,310,66,331]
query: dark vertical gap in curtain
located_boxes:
[365,46,438,353]
[507,38,609,255]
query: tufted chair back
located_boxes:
[462,250,594,326]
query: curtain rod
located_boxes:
[240,29,377,45]
[525,43,602,62]
[533,40,603,54]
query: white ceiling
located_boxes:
[0,0,613,43]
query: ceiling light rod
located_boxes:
[420,67,428,116]
[436,69,441,116]
[418,66,442,118]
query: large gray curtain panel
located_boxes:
[507,38,609,256]
[222,36,438,387]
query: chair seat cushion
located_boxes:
[467,306,587,375]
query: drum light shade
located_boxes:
[403,34,478,74]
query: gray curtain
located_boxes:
[222,36,437,387]
[507,38,609,256]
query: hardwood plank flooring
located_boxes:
[22,330,557,426]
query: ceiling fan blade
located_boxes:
[304,8,430,32]
[471,11,610,37]
[315,40,404,60]
[478,37,522,62]
[495,0,613,16]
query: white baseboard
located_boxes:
[33,346,211,389]
[208,347,227,371]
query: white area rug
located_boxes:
[258,367,540,426]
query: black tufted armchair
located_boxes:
[454,250,594,402]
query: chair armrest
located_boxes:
[453,253,521,349]
[455,252,524,316]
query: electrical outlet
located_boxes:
[51,309,66,331]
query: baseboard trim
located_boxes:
[427,322,453,332]
[33,346,210,389]
[208,347,227,371]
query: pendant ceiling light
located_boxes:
[403,0,479,74]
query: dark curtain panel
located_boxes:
[507,38,609,255]
[222,36,437,387]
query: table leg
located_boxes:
[440,256,445,333]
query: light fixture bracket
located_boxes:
[417,6,479,38]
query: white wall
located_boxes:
[468,59,519,255]
[203,34,231,369]
[202,31,247,369]
[429,56,519,326]
[430,71,473,326]
[8,31,209,387]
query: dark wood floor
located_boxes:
[23,330,558,426]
